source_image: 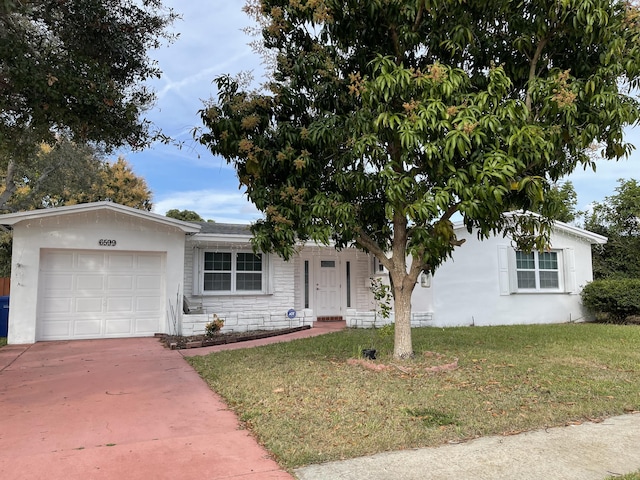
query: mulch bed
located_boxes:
[157,325,311,350]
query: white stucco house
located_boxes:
[0,202,606,344]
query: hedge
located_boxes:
[581,278,640,322]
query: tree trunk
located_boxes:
[392,276,414,359]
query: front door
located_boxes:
[315,257,341,318]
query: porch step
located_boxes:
[316,316,344,322]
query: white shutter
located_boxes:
[563,247,576,293]
[497,245,514,295]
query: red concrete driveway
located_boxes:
[0,338,293,480]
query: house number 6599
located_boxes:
[99,239,117,246]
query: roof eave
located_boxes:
[0,202,202,234]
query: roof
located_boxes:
[0,201,202,234]
[195,222,252,235]
[453,212,607,245]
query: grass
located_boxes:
[0,337,6,348]
[607,473,640,480]
[187,323,640,469]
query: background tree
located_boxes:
[68,157,153,211]
[165,209,205,222]
[0,141,152,212]
[199,1,640,358]
[584,178,640,279]
[0,139,102,211]
[0,0,176,209]
[541,181,578,224]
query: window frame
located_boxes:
[199,249,266,295]
[514,250,563,293]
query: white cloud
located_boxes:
[153,188,263,224]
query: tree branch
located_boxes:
[525,36,549,112]
[412,3,424,32]
[0,157,17,212]
[355,230,390,269]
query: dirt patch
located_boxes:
[157,325,311,350]
[348,351,458,374]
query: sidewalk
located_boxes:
[295,413,640,480]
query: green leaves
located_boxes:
[199,0,640,355]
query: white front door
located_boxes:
[315,257,342,318]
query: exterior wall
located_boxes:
[411,227,596,327]
[182,243,374,333]
[296,246,373,318]
[183,223,600,332]
[182,236,301,334]
[8,209,188,344]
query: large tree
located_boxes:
[584,178,640,279]
[199,0,640,358]
[0,0,175,208]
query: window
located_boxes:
[304,260,309,308]
[346,261,351,308]
[202,251,263,293]
[515,251,560,290]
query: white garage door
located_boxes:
[38,250,165,340]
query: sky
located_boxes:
[123,2,640,225]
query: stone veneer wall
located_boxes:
[182,238,301,335]
[181,310,314,336]
[345,310,434,328]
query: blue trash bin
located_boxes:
[0,295,9,337]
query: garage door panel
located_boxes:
[76,297,104,313]
[38,250,165,341]
[137,275,162,290]
[43,273,73,291]
[105,318,133,335]
[42,297,73,314]
[41,251,74,269]
[108,254,135,269]
[43,320,72,337]
[74,319,103,336]
[106,275,134,290]
[77,253,106,270]
[76,274,104,290]
[106,297,134,312]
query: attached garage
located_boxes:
[0,202,200,344]
[38,250,166,340]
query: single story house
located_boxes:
[0,202,606,344]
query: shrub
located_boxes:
[581,278,640,322]
[204,314,224,338]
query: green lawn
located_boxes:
[0,337,6,348]
[607,473,640,480]
[187,323,640,469]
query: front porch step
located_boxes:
[316,316,344,322]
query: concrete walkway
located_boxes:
[0,337,293,480]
